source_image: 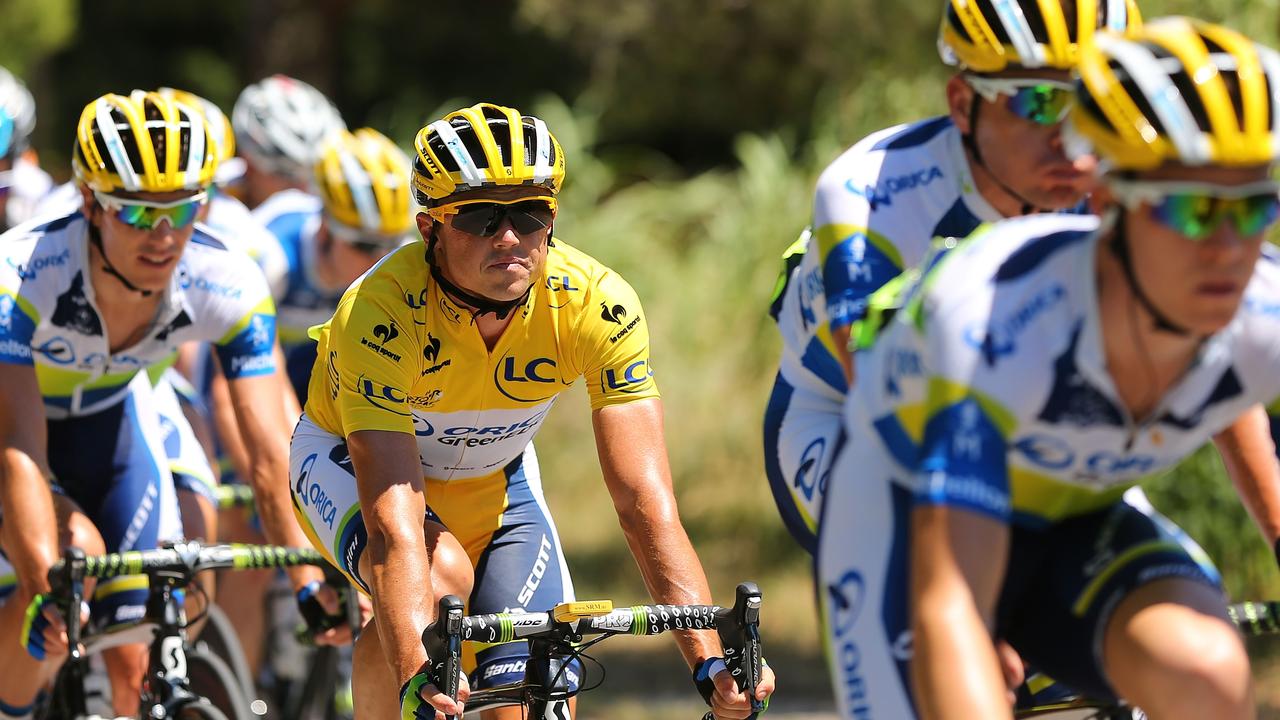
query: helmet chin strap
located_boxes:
[961,97,1045,217]
[87,221,154,297]
[1105,209,1192,336]
[425,226,531,321]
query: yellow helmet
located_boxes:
[1069,17,1280,170]
[314,128,413,236]
[73,90,218,193]
[939,0,1141,72]
[412,103,565,205]
[156,87,234,166]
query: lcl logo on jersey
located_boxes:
[600,359,653,394]
[494,354,568,403]
[546,274,580,309]
[357,374,410,416]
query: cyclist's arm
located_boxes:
[593,397,776,710]
[0,363,57,598]
[909,504,1010,719]
[222,366,320,589]
[347,428,431,687]
[210,341,299,483]
[1214,404,1280,545]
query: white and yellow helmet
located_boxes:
[72,90,217,193]
[411,103,565,206]
[1069,17,1280,170]
[938,0,1141,72]
[314,128,414,238]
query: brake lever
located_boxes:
[421,594,465,720]
[702,582,764,719]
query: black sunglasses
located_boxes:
[445,200,555,237]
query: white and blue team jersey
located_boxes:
[0,211,278,418]
[204,193,289,303]
[818,214,1280,719]
[849,212,1280,524]
[253,188,342,347]
[765,116,1005,552]
[772,116,1002,401]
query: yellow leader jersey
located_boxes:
[305,237,659,481]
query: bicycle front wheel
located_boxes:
[194,603,256,703]
[185,648,254,720]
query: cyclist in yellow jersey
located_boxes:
[289,103,775,719]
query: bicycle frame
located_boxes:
[46,547,213,718]
[421,582,765,720]
[44,542,330,720]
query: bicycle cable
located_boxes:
[179,579,213,629]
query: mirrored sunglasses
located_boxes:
[1109,179,1280,240]
[426,196,557,237]
[965,75,1074,127]
[93,190,208,231]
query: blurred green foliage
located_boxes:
[3,0,1280,668]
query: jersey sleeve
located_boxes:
[909,295,1014,523]
[577,268,660,409]
[210,258,279,380]
[0,287,38,365]
[812,166,908,333]
[0,243,40,366]
[328,281,419,435]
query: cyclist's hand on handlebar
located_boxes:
[21,594,88,660]
[694,657,775,719]
[297,580,356,646]
[400,670,469,719]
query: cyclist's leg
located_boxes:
[48,373,185,716]
[763,372,842,555]
[817,431,918,720]
[1002,498,1247,717]
[0,497,105,717]
[430,444,578,720]
[290,415,473,719]
[1104,578,1249,717]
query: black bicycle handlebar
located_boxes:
[47,541,327,592]
[421,582,763,720]
[1228,600,1280,636]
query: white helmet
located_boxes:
[0,66,35,159]
[232,74,345,180]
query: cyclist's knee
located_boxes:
[58,499,106,557]
[1105,581,1253,718]
[427,527,474,601]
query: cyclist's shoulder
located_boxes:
[817,116,956,191]
[543,238,642,307]
[0,211,84,283]
[919,214,1100,327]
[340,241,427,311]
[178,226,273,307]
